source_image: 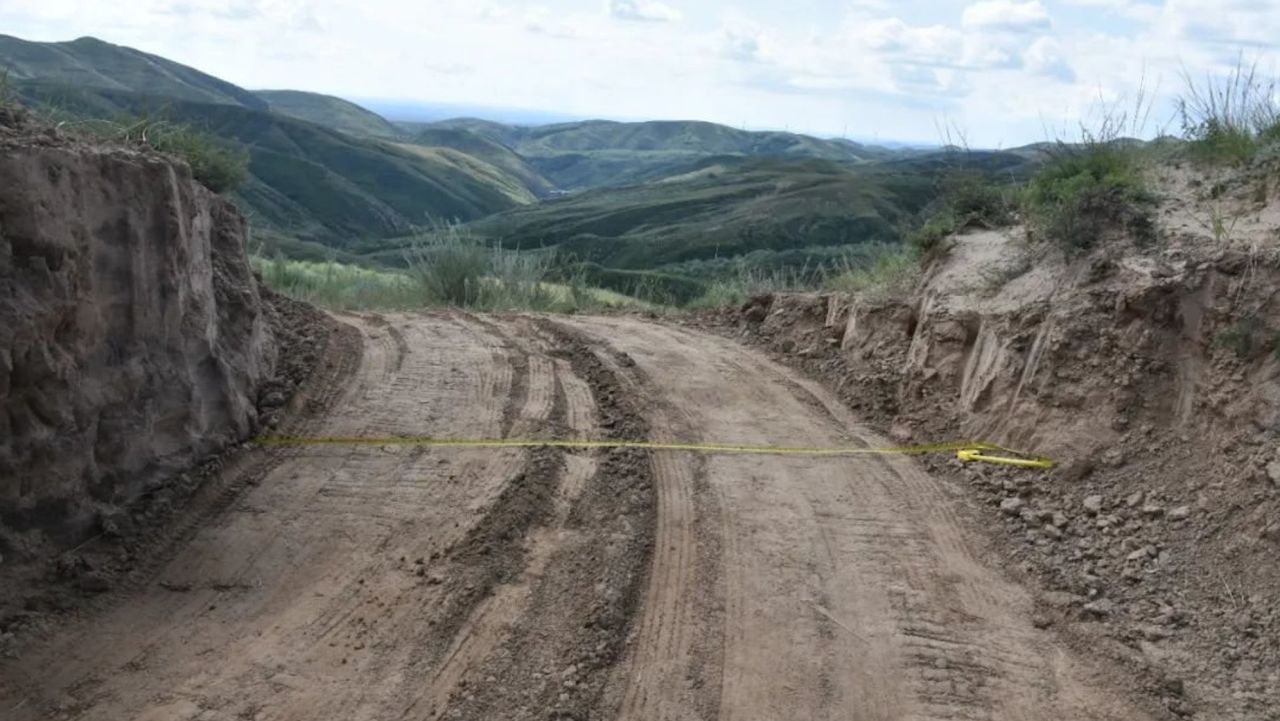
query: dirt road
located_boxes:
[0,312,1154,721]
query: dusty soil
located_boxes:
[0,310,1160,720]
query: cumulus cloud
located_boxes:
[717,27,761,62]
[852,18,963,65]
[961,0,1051,33]
[1024,36,1075,81]
[607,0,681,23]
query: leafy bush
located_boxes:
[1023,143,1153,253]
[1179,59,1280,165]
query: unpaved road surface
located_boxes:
[1,312,1154,721]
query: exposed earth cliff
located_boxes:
[0,106,276,548]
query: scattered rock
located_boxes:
[1267,461,1280,487]
[1000,497,1025,516]
[1083,495,1104,514]
[1168,505,1191,521]
[1141,504,1165,518]
[1083,598,1116,618]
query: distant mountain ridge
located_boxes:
[255,89,403,139]
[0,35,549,249]
[0,33,1014,276]
[416,117,899,190]
[0,34,266,110]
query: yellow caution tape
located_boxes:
[256,436,1055,470]
[956,448,1056,470]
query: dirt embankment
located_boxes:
[710,173,1280,720]
[0,109,277,554]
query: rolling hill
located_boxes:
[1,37,551,248]
[0,32,1030,276]
[0,34,266,109]
[417,118,899,190]
[255,90,403,139]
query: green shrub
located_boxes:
[1023,143,1153,253]
[1180,59,1280,165]
[404,223,577,312]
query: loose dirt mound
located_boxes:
[709,171,1280,720]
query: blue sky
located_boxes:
[2,0,1278,146]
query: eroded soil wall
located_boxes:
[0,116,275,542]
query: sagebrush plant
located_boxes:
[1023,85,1157,253]
[1023,142,1154,252]
[404,222,606,312]
[1179,58,1280,165]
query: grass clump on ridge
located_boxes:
[824,245,919,299]
[254,255,418,310]
[1179,59,1280,166]
[684,264,814,310]
[1023,141,1153,253]
[1022,88,1158,254]
[404,223,573,311]
[59,114,250,193]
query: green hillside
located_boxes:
[0,34,266,110]
[255,90,403,139]
[418,118,897,190]
[355,157,933,273]
[410,127,554,198]
[14,82,535,246]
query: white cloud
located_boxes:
[961,0,1051,33]
[607,0,681,23]
[852,18,963,65]
[523,6,579,38]
[1025,36,1074,81]
[717,27,761,62]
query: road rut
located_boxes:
[0,312,1153,721]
